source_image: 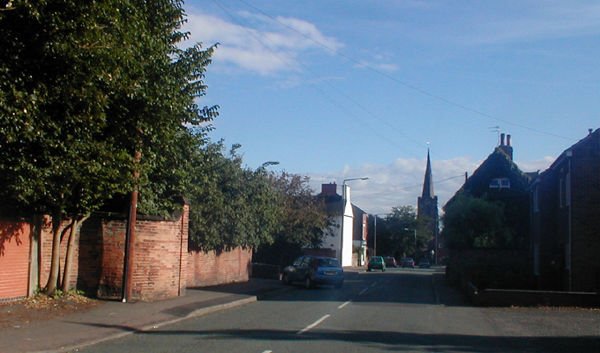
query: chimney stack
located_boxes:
[321,183,337,196]
[498,132,513,160]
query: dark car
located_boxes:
[282,256,344,289]
[401,257,415,268]
[367,256,386,272]
[384,256,398,268]
[418,259,431,268]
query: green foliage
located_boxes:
[187,142,282,251]
[253,172,329,266]
[0,0,136,217]
[0,0,218,294]
[442,193,515,249]
[0,0,217,218]
[372,205,422,258]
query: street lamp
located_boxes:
[404,227,417,255]
[339,177,368,266]
[372,213,391,257]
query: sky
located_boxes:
[182,0,600,215]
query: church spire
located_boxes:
[421,149,434,198]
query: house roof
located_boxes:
[548,128,600,171]
[444,145,533,208]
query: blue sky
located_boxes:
[183,0,600,214]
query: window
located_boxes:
[489,177,510,189]
[293,257,303,267]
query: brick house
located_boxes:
[445,134,534,249]
[531,128,600,292]
[443,134,536,289]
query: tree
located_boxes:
[371,206,422,259]
[442,193,513,249]
[0,0,217,294]
[187,142,282,251]
[253,172,330,266]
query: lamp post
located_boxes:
[372,213,392,257]
[404,227,417,256]
[374,215,377,257]
[340,177,368,266]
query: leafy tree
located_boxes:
[253,172,330,266]
[371,206,423,259]
[187,142,282,251]
[0,0,217,294]
[442,193,513,249]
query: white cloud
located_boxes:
[354,60,399,73]
[308,155,554,215]
[183,11,343,75]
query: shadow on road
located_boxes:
[76,323,600,353]
[189,268,470,307]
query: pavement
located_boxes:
[0,277,290,353]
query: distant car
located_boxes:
[282,255,344,289]
[368,256,386,272]
[401,257,415,268]
[384,256,398,268]
[418,259,431,268]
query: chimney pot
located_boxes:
[507,134,511,146]
[500,133,505,146]
[589,128,593,135]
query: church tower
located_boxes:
[417,149,439,261]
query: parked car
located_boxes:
[418,259,431,268]
[401,257,415,268]
[367,256,386,272]
[281,256,344,289]
[384,256,398,268]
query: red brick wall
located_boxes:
[0,220,31,300]
[2,203,253,301]
[35,210,188,301]
[94,217,127,298]
[94,206,189,301]
[187,247,252,288]
[130,211,188,300]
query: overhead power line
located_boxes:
[210,0,426,156]
[234,0,574,142]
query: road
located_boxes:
[78,267,600,353]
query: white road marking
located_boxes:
[370,282,377,288]
[358,287,369,296]
[297,314,331,335]
[261,351,272,353]
[337,300,351,309]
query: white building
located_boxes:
[319,183,363,267]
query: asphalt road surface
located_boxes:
[78,267,600,353]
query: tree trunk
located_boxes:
[61,215,88,292]
[45,216,62,296]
